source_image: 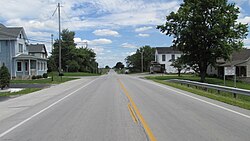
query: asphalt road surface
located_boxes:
[0,70,250,141]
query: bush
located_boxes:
[59,73,64,76]
[43,73,48,78]
[0,64,10,90]
[32,75,37,80]
[37,75,43,79]
[66,60,80,72]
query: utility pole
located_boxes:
[140,50,144,73]
[51,34,54,51]
[58,3,62,73]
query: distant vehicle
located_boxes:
[150,61,165,74]
[125,69,129,74]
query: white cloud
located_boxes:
[238,16,250,24]
[90,39,112,45]
[135,26,153,32]
[138,33,150,37]
[121,43,137,48]
[74,38,112,46]
[93,29,119,37]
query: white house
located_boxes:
[155,47,182,73]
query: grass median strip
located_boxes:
[151,79,250,110]
[0,88,41,97]
[118,79,157,141]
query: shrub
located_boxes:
[43,73,48,78]
[37,75,43,79]
[59,73,64,76]
[32,75,37,80]
[0,64,10,90]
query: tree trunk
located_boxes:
[178,70,181,77]
[199,62,208,82]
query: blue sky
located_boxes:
[0,0,250,67]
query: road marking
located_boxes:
[139,78,250,119]
[0,78,99,138]
[118,79,157,141]
[128,104,138,124]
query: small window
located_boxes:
[17,62,22,71]
[19,34,22,39]
[18,44,23,53]
[171,54,175,61]
[162,55,166,62]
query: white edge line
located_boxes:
[0,78,99,138]
[137,77,250,119]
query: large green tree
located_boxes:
[157,0,248,82]
[126,46,155,72]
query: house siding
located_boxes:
[156,53,182,73]
[0,40,13,77]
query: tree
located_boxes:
[170,57,186,77]
[49,29,98,73]
[157,0,248,82]
[105,66,110,69]
[125,46,155,72]
[0,64,10,90]
[115,62,124,69]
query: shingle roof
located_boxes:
[27,44,47,55]
[0,24,23,40]
[231,49,250,61]
[155,47,182,54]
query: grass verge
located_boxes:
[0,88,41,97]
[11,76,77,84]
[146,75,250,90]
[150,79,250,110]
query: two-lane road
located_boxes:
[0,70,249,141]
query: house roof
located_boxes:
[27,44,48,55]
[155,47,182,54]
[220,49,250,67]
[0,24,24,40]
[13,54,48,60]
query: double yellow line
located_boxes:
[118,79,157,141]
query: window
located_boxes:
[162,55,166,62]
[17,62,22,71]
[19,34,22,39]
[18,44,23,53]
[25,62,28,71]
[171,54,175,61]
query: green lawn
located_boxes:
[146,75,250,110]
[146,74,250,90]
[11,76,77,84]
[0,88,41,97]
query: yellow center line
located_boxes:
[128,104,138,124]
[118,79,157,141]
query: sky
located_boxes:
[0,0,250,68]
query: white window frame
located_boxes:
[17,61,22,72]
[18,44,23,53]
[162,54,166,62]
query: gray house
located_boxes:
[0,24,48,79]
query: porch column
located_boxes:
[28,59,31,76]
